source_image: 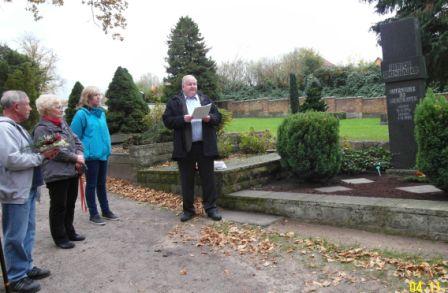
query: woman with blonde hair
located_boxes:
[70,86,118,225]
[34,94,85,249]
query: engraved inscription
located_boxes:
[383,61,420,79]
[388,86,418,121]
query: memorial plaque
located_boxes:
[380,17,427,169]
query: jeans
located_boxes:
[46,177,78,244]
[2,188,37,282]
[85,160,111,217]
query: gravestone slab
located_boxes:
[380,17,427,169]
[396,185,442,194]
[342,178,375,184]
[315,186,352,193]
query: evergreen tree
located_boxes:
[163,16,219,101]
[289,73,299,114]
[0,45,44,130]
[300,74,327,112]
[362,0,448,90]
[106,66,148,134]
[65,81,84,124]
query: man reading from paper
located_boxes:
[162,75,222,222]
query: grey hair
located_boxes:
[35,94,61,116]
[0,90,28,109]
[182,75,197,85]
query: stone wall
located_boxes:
[216,92,448,118]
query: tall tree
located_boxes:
[164,16,219,101]
[3,0,128,40]
[65,81,84,124]
[19,34,64,93]
[362,0,448,90]
[289,73,299,114]
[106,66,148,134]
[0,44,44,129]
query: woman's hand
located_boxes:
[76,155,85,165]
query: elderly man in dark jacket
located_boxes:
[163,75,222,222]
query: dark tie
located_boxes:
[187,96,196,100]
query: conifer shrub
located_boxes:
[277,111,341,181]
[414,89,448,191]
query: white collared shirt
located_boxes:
[184,94,203,142]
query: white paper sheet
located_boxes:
[214,160,227,170]
[191,103,212,119]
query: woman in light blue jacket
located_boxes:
[70,86,118,225]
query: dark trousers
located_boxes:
[46,177,79,244]
[85,160,111,217]
[177,142,218,214]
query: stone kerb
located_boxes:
[129,142,173,167]
[108,142,173,182]
[137,153,282,196]
[219,191,448,241]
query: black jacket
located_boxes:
[162,92,222,160]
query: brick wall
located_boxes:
[216,96,388,117]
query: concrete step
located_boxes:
[218,190,448,241]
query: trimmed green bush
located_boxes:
[217,136,233,158]
[277,111,341,181]
[239,128,273,154]
[415,89,448,191]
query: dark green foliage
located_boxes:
[65,81,83,124]
[217,136,233,158]
[340,146,391,175]
[289,73,299,113]
[239,128,274,154]
[126,124,172,146]
[106,66,148,134]
[163,16,219,101]
[217,107,233,135]
[414,89,448,191]
[0,45,44,130]
[362,0,448,90]
[316,63,385,98]
[277,112,341,181]
[300,75,327,112]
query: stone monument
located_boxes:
[380,17,427,169]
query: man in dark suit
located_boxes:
[163,75,222,222]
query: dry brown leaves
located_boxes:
[299,238,448,285]
[198,224,275,256]
[107,177,204,214]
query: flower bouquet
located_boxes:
[32,133,69,153]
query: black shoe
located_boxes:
[27,266,50,280]
[89,214,106,225]
[10,276,41,292]
[207,210,222,221]
[180,212,194,222]
[102,211,119,221]
[56,241,75,249]
[68,233,85,241]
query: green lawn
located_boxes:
[225,117,389,141]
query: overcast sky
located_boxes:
[0,0,391,98]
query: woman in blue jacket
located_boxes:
[70,86,119,225]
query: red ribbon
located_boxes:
[79,175,87,213]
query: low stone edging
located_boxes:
[219,190,448,241]
[137,153,282,196]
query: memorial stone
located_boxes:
[380,17,427,169]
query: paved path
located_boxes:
[1,189,446,292]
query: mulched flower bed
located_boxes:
[255,173,448,201]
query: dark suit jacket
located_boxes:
[162,92,222,161]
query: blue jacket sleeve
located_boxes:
[70,111,85,140]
